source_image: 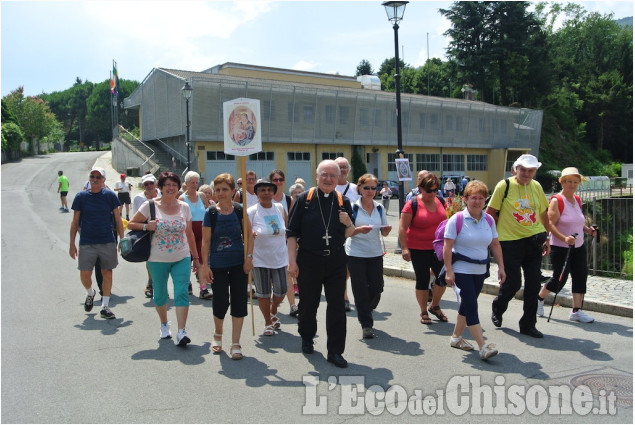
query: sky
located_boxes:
[1,0,633,98]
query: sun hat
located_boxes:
[254,178,277,194]
[90,167,106,178]
[514,154,542,170]
[559,167,587,183]
[141,174,157,184]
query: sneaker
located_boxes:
[160,322,172,339]
[570,309,594,323]
[480,343,499,360]
[362,327,374,339]
[63,208,70,213]
[344,300,352,312]
[199,288,213,299]
[100,307,116,319]
[59,206,65,211]
[289,304,299,318]
[176,328,191,347]
[450,336,474,351]
[84,289,96,312]
[537,299,545,317]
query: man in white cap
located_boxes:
[486,154,552,338]
[69,167,124,319]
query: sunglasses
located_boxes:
[272,178,285,183]
[89,174,102,179]
[422,187,438,193]
[143,182,154,186]
[362,186,377,191]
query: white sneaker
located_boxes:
[160,322,172,339]
[537,299,545,317]
[480,343,499,360]
[176,328,191,347]
[570,309,594,323]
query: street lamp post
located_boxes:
[382,1,408,252]
[182,81,193,174]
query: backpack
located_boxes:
[351,202,383,223]
[207,202,244,235]
[432,212,495,261]
[305,187,343,209]
[486,178,510,213]
[551,193,582,215]
[410,194,446,220]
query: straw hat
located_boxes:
[559,167,587,183]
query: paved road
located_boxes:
[1,153,632,423]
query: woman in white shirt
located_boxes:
[345,174,392,339]
[247,179,289,336]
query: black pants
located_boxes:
[545,244,588,294]
[211,264,248,319]
[348,256,384,328]
[297,249,348,355]
[492,233,547,330]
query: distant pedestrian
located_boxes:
[57,170,70,212]
[69,167,124,320]
[380,181,392,212]
[114,173,133,220]
[444,178,456,198]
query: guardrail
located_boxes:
[118,126,160,174]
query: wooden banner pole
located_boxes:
[239,156,255,336]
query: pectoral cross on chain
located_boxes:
[323,230,332,246]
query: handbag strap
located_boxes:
[149,199,155,221]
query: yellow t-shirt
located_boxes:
[488,177,548,241]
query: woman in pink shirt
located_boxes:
[537,167,598,323]
[399,173,448,325]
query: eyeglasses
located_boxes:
[318,173,338,179]
[89,174,102,180]
[272,178,285,183]
[422,187,438,193]
[246,178,256,182]
[237,182,243,185]
[143,182,154,187]
[362,186,378,191]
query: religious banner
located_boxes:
[395,158,412,182]
[223,98,262,156]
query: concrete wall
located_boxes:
[111,138,150,177]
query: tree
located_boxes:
[1,122,25,155]
[355,59,374,76]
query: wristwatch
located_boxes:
[143,223,147,231]
[247,254,253,258]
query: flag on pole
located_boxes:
[111,61,119,96]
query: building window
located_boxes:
[303,105,314,123]
[338,106,349,125]
[506,153,522,174]
[288,102,298,122]
[359,108,370,126]
[388,153,414,172]
[206,151,235,161]
[467,154,488,171]
[419,113,426,129]
[263,100,275,121]
[430,113,439,131]
[322,152,344,160]
[445,115,453,131]
[374,109,382,126]
[416,153,440,172]
[248,151,274,161]
[287,152,310,161]
[442,154,464,172]
[325,105,335,125]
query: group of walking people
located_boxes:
[68,153,595,366]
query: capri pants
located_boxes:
[454,272,486,326]
[211,264,248,319]
[147,256,191,307]
[409,249,443,290]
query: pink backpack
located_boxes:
[433,212,494,261]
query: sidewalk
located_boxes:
[95,151,632,318]
[383,251,633,318]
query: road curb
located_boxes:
[384,266,633,318]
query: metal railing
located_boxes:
[118,126,160,174]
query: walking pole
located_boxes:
[581,225,599,311]
[548,233,578,322]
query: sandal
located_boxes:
[270,314,281,329]
[428,305,448,322]
[144,283,153,298]
[420,312,432,324]
[230,343,243,360]
[450,336,474,351]
[263,324,275,336]
[212,333,222,354]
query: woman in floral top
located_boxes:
[129,171,200,347]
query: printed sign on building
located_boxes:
[223,98,262,156]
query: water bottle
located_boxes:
[120,237,132,256]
